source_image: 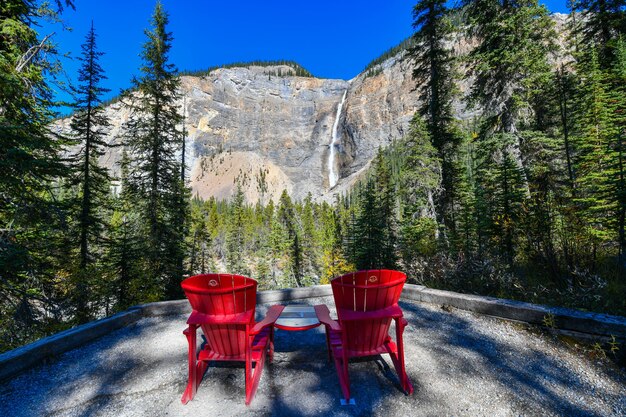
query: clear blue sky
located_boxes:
[41,0,569,111]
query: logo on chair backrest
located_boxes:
[368,276,378,283]
[208,279,218,287]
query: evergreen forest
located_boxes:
[1,0,625,353]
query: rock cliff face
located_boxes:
[188,59,442,202]
[182,60,429,202]
[184,56,464,201]
[59,59,424,202]
[58,13,569,203]
[336,55,423,195]
[181,67,349,202]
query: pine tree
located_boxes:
[337,194,358,266]
[462,0,556,264]
[571,0,626,65]
[574,51,614,242]
[614,38,626,267]
[524,35,582,273]
[105,208,145,309]
[250,198,276,288]
[520,58,583,279]
[555,64,579,191]
[68,22,111,322]
[252,199,273,288]
[225,183,248,274]
[0,0,74,350]
[493,144,528,264]
[354,176,382,269]
[353,149,399,269]
[374,149,398,268]
[104,150,145,310]
[163,176,189,298]
[397,115,441,275]
[268,200,288,287]
[320,202,353,284]
[455,135,479,256]
[277,190,302,286]
[301,193,320,283]
[188,197,210,275]
[410,0,462,243]
[122,2,185,299]
[463,0,555,169]
[573,44,626,268]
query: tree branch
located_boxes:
[16,33,55,73]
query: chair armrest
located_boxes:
[337,304,404,321]
[183,324,196,336]
[314,304,341,332]
[187,310,254,325]
[250,305,285,334]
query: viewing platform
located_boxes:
[0,286,624,416]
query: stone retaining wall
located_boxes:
[1,284,624,382]
[401,286,626,338]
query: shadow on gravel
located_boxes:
[399,301,624,417]
[257,299,417,417]
[38,317,185,417]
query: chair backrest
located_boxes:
[331,270,406,353]
[181,274,257,358]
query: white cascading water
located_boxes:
[328,90,347,188]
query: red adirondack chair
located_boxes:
[315,269,414,402]
[180,273,284,405]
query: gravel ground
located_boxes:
[0,296,624,417]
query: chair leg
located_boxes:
[182,324,199,404]
[245,350,267,405]
[196,361,208,391]
[245,343,252,403]
[324,326,332,362]
[269,327,275,363]
[330,336,351,402]
[391,318,413,395]
[332,353,351,402]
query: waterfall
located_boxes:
[328,90,347,188]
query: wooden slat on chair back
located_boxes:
[331,270,406,354]
[182,274,257,358]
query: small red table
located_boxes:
[274,305,321,331]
